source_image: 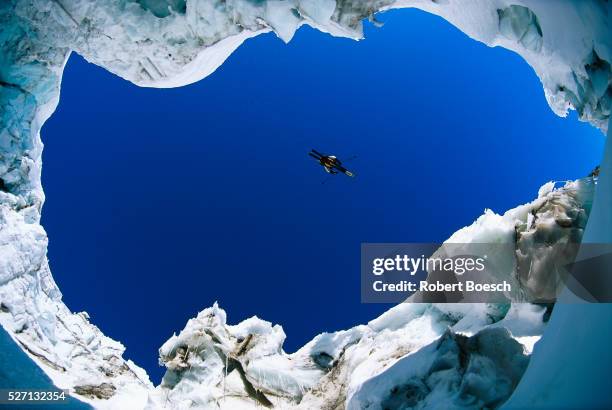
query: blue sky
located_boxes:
[41,9,605,382]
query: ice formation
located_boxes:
[143,178,594,409]
[149,302,543,409]
[0,0,610,409]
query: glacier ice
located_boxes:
[0,0,611,408]
[0,325,91,409]
[347,328,530,410]
[409,178,596,304]
[0,177,586,409]
[502,125,612,410]
[149,302,545,409]
[498,5,543,53]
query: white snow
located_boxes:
[0,0,610,408]
[347,327,530,410]
[147,300,544,409]
[141,179,594,409]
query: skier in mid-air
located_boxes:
[309,149,355,177]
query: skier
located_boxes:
[309,149,355,177]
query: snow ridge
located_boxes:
[146,178,592,409]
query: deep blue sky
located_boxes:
[41,9,604,383]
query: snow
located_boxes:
[409,178,595,303]
[146,176,599,409]
[147,300,546,409]
[346,327,530,410]
[0,325,91,409]
[0,0,610,408]
[138,183,596,408]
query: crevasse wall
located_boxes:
[0,0,610,408]
[502,124,612,410]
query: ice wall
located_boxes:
[2,0,610,201]
[0,0,610,408]
[503,125,612,410]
